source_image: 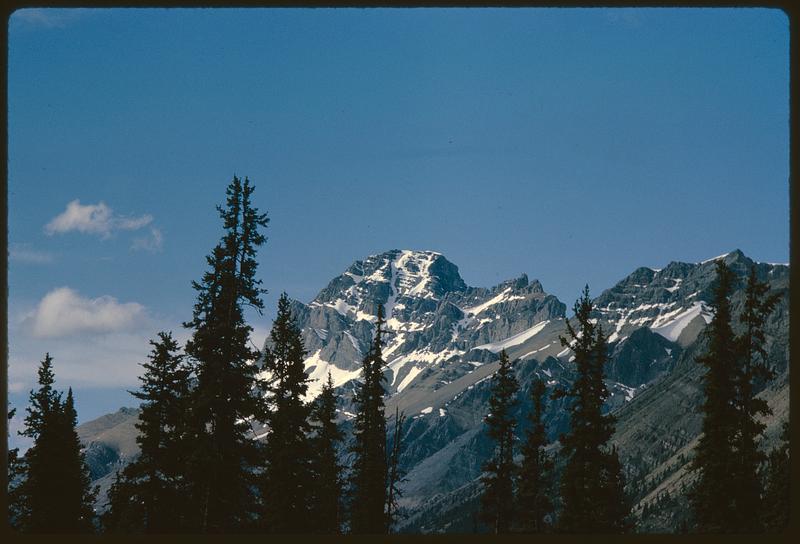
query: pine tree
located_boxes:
[730,265,780,531]
[308,372,344,534]
[689,261,740,532]
[103,331,192,533]
[554,286,628,533]
[349,304,389,534]
[761,421,789,532]
[15,355,95,532]
[182,175,270,532]
[479,349,518,534]
[516,377,553,533]
[259,293,314,533]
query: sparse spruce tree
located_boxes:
[730,265,780,531]
[385,406,407,531]
[308,372,344,534]
[516,377,553,533]
[761,421,789,532]
[349,304,389,534]
[15,354,95,532]
[259,293,315,533]
[182,175,270,532]
[479,349,518,534]
[103,331,192,533]
[554,286,628,533]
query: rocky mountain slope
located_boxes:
[75,249,790,532]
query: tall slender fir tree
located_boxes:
[385,406,407,532]
[15,354,95,532]
[554,286,629,533]
[349,304,389,534]
[182,175,270,532]
[516,377,553,533]
[259,293,315,533]
[689,261,740,532]
[55,388,97,532]
[730,265,780,531]
[308,372,344,534]
[103,331,193,533]
[479,349,518,534]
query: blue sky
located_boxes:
[7,8,789,437]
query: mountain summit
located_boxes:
[277,249,566,399]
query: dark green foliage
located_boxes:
[386,406,407,532]
[479,349,518,534]
[554,286,629,533]
[690,261,781,533]
[182,175,270,532]
[56,389,98,531]
[14,355,95,533]
[308,372,344,534]
[7,406,24,530]
[349,304,389,534]
[598,445,631,532]
[102,332,192,533]
[259,293,314,533]
[730,266,780,530]
[516,377,553,533]
[761,422,789,532]
[689,260,740,532]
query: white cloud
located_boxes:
[27,287,148,338]
[131,227,164,252]
[44,199,153,239]
[9,243,54,264]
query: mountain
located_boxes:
[74,249,790,533]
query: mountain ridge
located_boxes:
[73,248,789,533]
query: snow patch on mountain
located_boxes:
[303,350,362,400]
[650,301,712,342]
[473,320,550,353]
[463,287,525,316]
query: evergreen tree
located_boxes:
[761,422,789,532]
[54,388,97,532]
[103,331,192,533]
[308,372,344,534]
[259,293,314,533]
[689,261,740,532]
[479,349,518,534]
[182,175,270,532]
[730,265,780,531]
[7,406,25,530]
[15,354,95,532]
[598,445,631,532]
[103,470,142,533]
[516,377,553,533]
[349,304,389,534]
[385,406,407,532]
[554,286,628,533]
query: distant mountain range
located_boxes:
[77,249,790,533]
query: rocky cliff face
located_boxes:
[75,249,789,533]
